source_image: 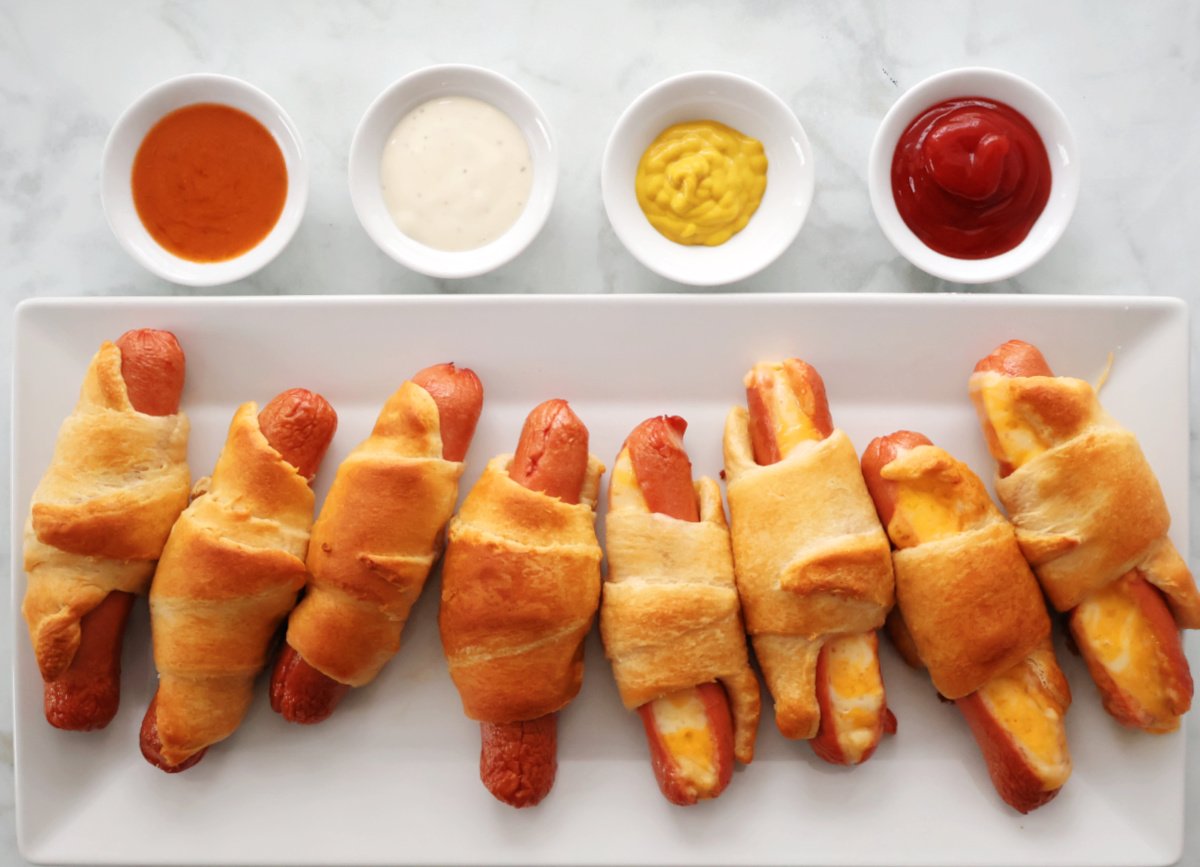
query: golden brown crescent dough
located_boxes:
[601,477,761,764]
[286,382,465,686]
[23,341,190,680]
[149,403,315,768]
[882,444,1051,700]
[723,408,894,739]
[884,608,923,671]
[970,371,1200,625]
[439,454,604,723]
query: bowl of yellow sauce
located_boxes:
[602,71,814,286]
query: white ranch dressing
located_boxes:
[380,96,533,251]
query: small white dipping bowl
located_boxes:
[601,71,814,287]
[868,67,1079,284]
[101,73,308,287]
[349,64,557,279]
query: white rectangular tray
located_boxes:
[11,294,1191,866]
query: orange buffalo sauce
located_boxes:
[132,103,287,262]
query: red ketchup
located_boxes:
[891,97,1051,259]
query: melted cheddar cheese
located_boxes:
[888,486,964,549]
[979,382,1047,470]
[650,689,717,789]
[977,660,1070,786]
[608,447,648,513]
[885,464,991,550]
[755,361,822,454]
[824,634,887,761]
[1073,576,1176,723]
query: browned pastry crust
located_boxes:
[149,403,315,767]
[884,609,923,670]
[601,476,761,764]
[723,408,893,739]
[286,381,465,686]
[881,444,1051,699]
[970,371,1200,624]
[439,454,604,723]
[23,342,189,680]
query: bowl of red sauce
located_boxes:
[868,67,1078,283]
[101,73,307,286]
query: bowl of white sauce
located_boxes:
[349,64,557,279]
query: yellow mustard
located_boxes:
[635,120,767,246]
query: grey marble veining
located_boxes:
[2,1,1198,865]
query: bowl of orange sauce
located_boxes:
[101,73,308,286]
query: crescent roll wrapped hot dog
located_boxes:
[23,330,189,731]
[602,416,760,805]
[724,359,895,763]
[440,399,604,807]
[271,364,483,724]
[862,431,1072,813]
[971,340,1197,733]
[141,389,337,772]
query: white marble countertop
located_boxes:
[2,1,1197,865]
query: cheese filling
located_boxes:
[980,383,1047,469]
[650,688,717,791]
[888,486,965,549]
[608,447,648,513]
[767,373,821,455]
[1073,575,1177,722]
[886,466,991,549]
[824,634,886,762]
[977,660,1069,787]
[748,361,822,456]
